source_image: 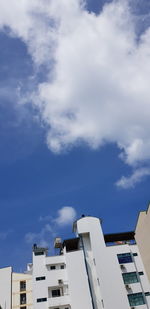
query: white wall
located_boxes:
[0,267,12,309]
[32,252,48,308]
[65,249,93,309]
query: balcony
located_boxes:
[48,295,70,307]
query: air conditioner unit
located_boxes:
[58,279,63,284]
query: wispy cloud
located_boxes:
[116,167,150,189]
[0,0,150,186]
[25,223,55,247]
[25,206,77,246]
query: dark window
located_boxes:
[20,281,26,291]
[37,298,47,302]
[50,265,56,270]
[145,292,150,296]
[52,289,61,297]
[20,293,26,305]
[117,253,132,264]
[60,265,64,269]
[133,253,138,256]
[139,271,144,276]
[35,251,44,256]
[122,272,139,284]
[36,276,46,281]
[20,307,26,309]
[128,293,145,306]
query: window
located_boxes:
[37,298,47,302]
[52,289,61,297]
[50,265,56,270]
[20,293,26,305]
[20,307,26,309]
[60,265,64,269]
[133,253,138,256]
[20,281,26,291]
[117,253,132,264]
[36,276,45,281]
[34,251,44,256]
[139,271,144,276]
[128,293,145,306]
[122,272,139,284]
[145,292,150,296]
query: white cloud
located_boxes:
[54,206,77,226]
[116,167,150,189]
[0,0,150,186]
[25,223,55,247]
[25,206,77,246]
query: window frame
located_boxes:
[20,293,26,305]
[128,293,145,306]
[20,281,26,292]
[51,289,61,298]
[117,253,133,264]
[122,272,139,284]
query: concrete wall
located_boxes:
[76,216,150,309]
[135,205,150,282]
[65,250,93,309]
[0,267,12,309]
[12,272,33,309]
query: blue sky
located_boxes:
[0,0,150,271]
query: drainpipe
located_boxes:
[80,234,96,309]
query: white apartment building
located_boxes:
[0,266,33,309]
[32,216,150,309]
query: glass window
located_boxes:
[52,289,61,297]
[139,271,144,276]
[122,272,139,284]
[117,253,132,264]
[128,293,145,306]
[20,281,26,291]
[50,265,56,270]
[36,276,45,281]
[145,292,150,296]
[37,298,47,302]
[133,253,138,256]
[60,265,64,269]
[20,293,26,305]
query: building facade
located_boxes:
[32,216,150,309]
[135,204,150,282]
[0,267,33,309]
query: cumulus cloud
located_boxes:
[25,206,77,246]
[116,167,150,189]
[0,0,150,186]
[54,206,77,226]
